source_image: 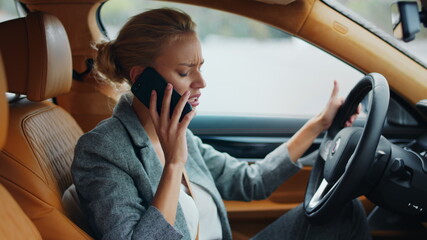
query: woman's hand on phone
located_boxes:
[149,83,196,167]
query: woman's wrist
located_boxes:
[310,114,329,135]
[152,159,185,226]
[163,161,186,173]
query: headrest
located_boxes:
[0,12,72,102]
[0,54,8,149]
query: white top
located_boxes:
[179,183,222,240]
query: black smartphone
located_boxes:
[131,67,192,121]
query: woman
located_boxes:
[72,8,369,240]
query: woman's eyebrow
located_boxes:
[179,60,205,67]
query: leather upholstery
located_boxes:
[1,55,41,240]
[62,184,94,235]
[0,12,92,239]
[1,101,83,195]
[0,100,89,239]
[0,184,42,240]
[0,55,7,148]
[0,12,72,102]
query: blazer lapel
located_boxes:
[114,94,230,238]
[139,145,163,193]
[113,93,164,194]
[185,153,222,202]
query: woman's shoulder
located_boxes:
[73,116,135,172]
[75,116,130,153]
[81,116,122,139]
[185,128,200,146]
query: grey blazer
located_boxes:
[72,93,301,240]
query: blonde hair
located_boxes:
[94,8,196,85]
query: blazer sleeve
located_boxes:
[71,132,183,240]
[190,132,302,201]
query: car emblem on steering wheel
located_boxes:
[331,138,341,156]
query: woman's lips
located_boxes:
[188,94,201,107]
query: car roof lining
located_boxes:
[322,0,427,69]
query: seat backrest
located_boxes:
[0,53,42,240]
[0,55,6,149]
[0,184,42,240]
[0,12,92,240]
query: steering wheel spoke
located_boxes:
[308,178,329,209]
[319,139,332,161]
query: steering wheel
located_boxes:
[304,73,390,224]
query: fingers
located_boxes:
[356,104,362,114]
[328,81,342,110]
[171,90,191,123]
[330,80,339,99]
[345,113,358,127]
[160,83,173,125]
[345,115,356,127]
[351,114,357,122]
[151,84,194,135]
[338,97,345,107]
[327,82,362,129]
[179,109,196,130]
[149,90,159,128]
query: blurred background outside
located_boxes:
[0,0,425,117]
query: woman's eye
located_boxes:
[179,72,189,77]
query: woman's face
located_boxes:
[153,33,206,109]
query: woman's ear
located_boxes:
[129,66,145,84]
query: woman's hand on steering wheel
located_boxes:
[318,80,361,131]
[304,73,390,223]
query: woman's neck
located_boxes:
[131,97,166,166]
[132,98,159,143]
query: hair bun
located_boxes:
[94,41,127,85]
[93,8,196,87]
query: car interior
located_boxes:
[0,0,426,239]
[0,52,42,240]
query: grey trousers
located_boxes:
[251,200,371,240]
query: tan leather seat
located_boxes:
[0,184,42,240]
[0,54,42,239]
[0,12,92,240]
[0,57,6,150]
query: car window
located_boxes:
[101,0,364,117]
[0,0,20,22]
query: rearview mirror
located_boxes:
[391,1,421,42]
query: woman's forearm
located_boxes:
[286,115,326,162]
[151,163,184,225]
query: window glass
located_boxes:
[330,0,427,66]
[0,0,19,22]
[387,98,419,126]
[101,0,363,117]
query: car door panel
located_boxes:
[190,115,425,159]
[190,115,319,159]
[189,114,425,239]
[189,115,315,238]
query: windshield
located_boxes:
[326,0,427,66]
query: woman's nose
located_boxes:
[191,72,206,89]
